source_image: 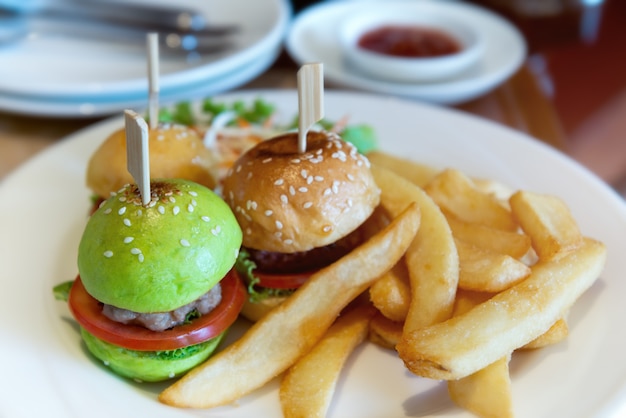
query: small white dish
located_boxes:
[339,7,484,82]
[286,0,527,104]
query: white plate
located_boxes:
[1,90,625,418]
[0,45,281,117]
[286,0,526,104]
[0,0,290,98]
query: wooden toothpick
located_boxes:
[297,63,324,153]
[147,32,160,130]
[125,109,151,206]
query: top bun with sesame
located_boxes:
[69,178,245,382]
[222,131,380,253]
[86,124,217,200]
[222,131,380,321]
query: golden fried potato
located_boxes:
[280,305,376,418]
[160,202,420,408]
[397,238,606,380]
[369,259,411,322]
[425,169,518,231]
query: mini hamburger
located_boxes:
[221,131,381,321]
[87,123,217,201]
[67,178,244,382]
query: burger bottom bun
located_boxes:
[80,328,225,382]
[87,124,216,198]
[239,295,287,323]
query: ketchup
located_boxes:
[357,25,462,58]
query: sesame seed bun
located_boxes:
[222,131,381,253]
[86,124,217,199]
[77,179,242,313]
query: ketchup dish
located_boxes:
[339,4,485,83]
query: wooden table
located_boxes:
[1,0,625,193]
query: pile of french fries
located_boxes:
[159,150,606,418]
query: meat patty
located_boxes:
[102,284,222,332]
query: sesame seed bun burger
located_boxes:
[68,178,245,382]
[87,123,217,203]
[221,131,381,322]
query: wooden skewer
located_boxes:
[297,63,324,154]
[125,109,151,205]
[147,32,160,130]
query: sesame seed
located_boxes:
[289,186,296,196]
[188,204,194,213]
[138,254,144,263]
[180,239,190,247]
[123,219,131,227]
[280,194,288,204]
[130,248,142,255]
[274,231,282,238]
[265,210,273,216]
[189,191,198,197]
[98,200,106,209]
[118,196,127,202]
[262,157,273,163]
[201,216,210,222]
[169,196,176,203]
[246,227,252,235]
[332,181,340,194]
[118,207,127,215]
[123,237,134,244]
[314,176,324,182]
[136,209,142,217]
[275,220,283,230]
[103,251,113,258]
[191,199,197,207]
[103,208,112,215]
[347,174,355,181]
[274,179,284,186]
[173,206,180,215]
[307,176,314,184]
[323,188,332,196]
[284,239,294,245]
[211,226,221,236]
[301,169,308,178]
[299,187,308,193]
[303,202,313,208]
[291,158,301,163]
[236,165,242,173]
[246,172,253,180]
[323,225,332,232]
[158,206,165,215]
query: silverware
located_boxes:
[0,5,238,55]
[2,0,215,33]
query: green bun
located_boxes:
[78,178,242,312]
[80,328,225,382]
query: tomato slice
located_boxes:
[253,270,314,289]
[68,270,245,351]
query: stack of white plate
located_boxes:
[0,0,291,118]
[286,0,527,105]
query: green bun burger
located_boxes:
[68,178,245,382]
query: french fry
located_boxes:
[456,239,531,293]
[369,258,411,322]
[521,317,569,350]
[280,305,376,418]
[368,311,404,350]
[159,202,420,408]
[366,150,439,188]
[448,355,513,418]
[509,190,583,260]
[397,238,606,380]
[372,165,458,332]
[446,215,532,259]
[448,290,514,418]
[425,169,518,231]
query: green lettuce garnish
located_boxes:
[235,249,294,303]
